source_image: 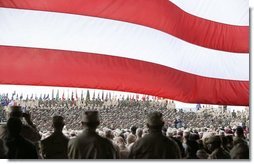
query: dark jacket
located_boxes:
[129,130,181,159]
[40,131,69,159]
[68,128,118,159]
[208,147,231,159]
[6,135,38,159]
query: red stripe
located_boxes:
[0,46,248,105]
[0,0,248,53]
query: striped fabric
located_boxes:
[0,0,249,105]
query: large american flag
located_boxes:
[0,0,249,105]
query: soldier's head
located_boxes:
[130,126,137,135]
[206,135,221,152]
[235,126,244,137]
[81,111,100,130]
[9,106,23,119]
[146,111,164,130]
[52,115,65,131]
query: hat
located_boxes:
[146,111,164,126]
[206,135,221,144]
[81,111,99,123]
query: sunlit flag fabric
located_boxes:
[0,0,249,105]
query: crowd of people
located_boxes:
[0,96,250,159]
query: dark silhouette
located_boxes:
[6,117,38,159]
[40,115,69,159]
[0,106,41,143]
[206,136,230,159]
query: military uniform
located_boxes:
[128,130,181,159]
[68,111,118,159]
[129,112,181,159]
[0,123,41,143]
[68,128,118,159]
[40,131,69,159]
[6,135,38,159]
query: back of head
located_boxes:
[186,140,199,157]
[136,128,143,138]
[104,129,113,139]
[130,126,137,135]
[7,117,22,137]
[127,134,136,145]
[52,115,65,131]
[114,137,125,146]
[206,135,221,148]
[196,149,208,159]
[81,111,100,129]
[146,111,164,129]
[9,106,23,118]
[235,126,244,137]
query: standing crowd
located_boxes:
[0,103,249,159]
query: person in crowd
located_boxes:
[185,139,199,159]
[104,128,114,141]
[126,133,136,151]
[196,149,208,159]
[174,118,178,128]
[130,126,137,136]
[182,130,190,155]
[206,136,230,159]
[0,138,7,158]
[129,111,181,159]
[68,111,118,159]
[114,136,129,159]
[221,135,233,153]
[135,128,143,141]
[233,126,247,145]
[0,106,41,143]
[230,141,249,159]
[5,117,38,159]
[171,135,186,158]
[231,110,236,118]
[40,115,69,159]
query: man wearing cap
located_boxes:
[40,115,69,159]
[206,135,230,159]
[68,111,118,159]
[0,106,41,143]
[129,111,181,159]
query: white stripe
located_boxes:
[0,8,249,81]
[169,0,249,26]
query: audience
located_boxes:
[0,97,250,159]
